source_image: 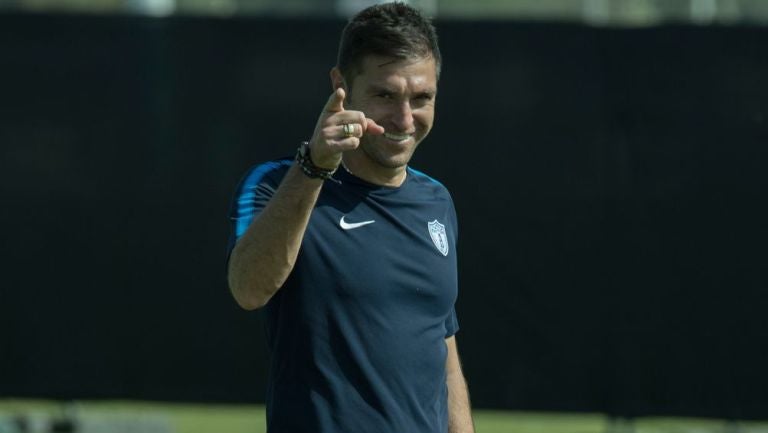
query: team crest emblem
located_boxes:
[428,220,449,256]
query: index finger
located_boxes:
[324,88,346,113]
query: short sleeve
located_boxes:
[445,190,459,338]
[444,307,459,338]
[225,159,291,261]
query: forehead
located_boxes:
[351,55,437,92]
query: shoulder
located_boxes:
[406,166,453,200]
[239,157,293,188]
[231,158,293,205]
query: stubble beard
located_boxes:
[359,134,419,170]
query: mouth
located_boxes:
[383,132,413,143]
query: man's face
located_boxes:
[344,55,437,171]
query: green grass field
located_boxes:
[2,399,767,433]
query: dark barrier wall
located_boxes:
[1,13,766,419]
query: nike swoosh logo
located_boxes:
[339,215,375,230]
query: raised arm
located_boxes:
[227,164,323,310]
[227,88,383,310]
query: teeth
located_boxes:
[384,132,410,141]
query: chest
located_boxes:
[299,189,457,310]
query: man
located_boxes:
[226,3,473,432]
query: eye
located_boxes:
[412,94,434,107]
[376,92,394,99]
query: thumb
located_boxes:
[364,118,385,135]
[324,87,346,113]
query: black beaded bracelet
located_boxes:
[295,142,338,181]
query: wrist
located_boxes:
[295,142,338,181]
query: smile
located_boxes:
[383,132,412,142]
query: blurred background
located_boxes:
[3,0,768,23]
[1,0,767,432]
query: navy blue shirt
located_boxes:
[228,159,459,433]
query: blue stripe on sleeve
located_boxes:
[232,160,289,239]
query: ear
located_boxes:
[330,67,346,91]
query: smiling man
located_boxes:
[226,3,473,432]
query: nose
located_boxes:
[391,101,414,132]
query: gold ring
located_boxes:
[342,123,356,138]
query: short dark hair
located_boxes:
[336,2,441,85]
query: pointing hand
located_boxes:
[308,88,384,169]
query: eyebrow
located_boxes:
[367,84,436,98]
[368,84,393,93]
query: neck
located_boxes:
[342,154,407,187]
